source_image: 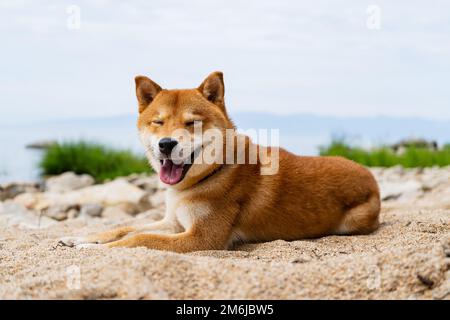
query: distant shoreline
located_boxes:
[2,113,450,184]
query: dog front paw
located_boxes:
[58,236,88,247]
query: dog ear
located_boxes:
[135,75,162,113]
[198,71,225,107]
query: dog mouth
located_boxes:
[158,147,200,185]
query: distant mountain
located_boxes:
[231,112,450,139]
[233,113,450,154]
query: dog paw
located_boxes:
[58,236,88,247]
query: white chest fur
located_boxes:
[166,189,210,231]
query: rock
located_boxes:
[0,182,40,201]
[127,174,165,193]
[45,172,95,192]
[67,208,79,219]
[421,170,450,191]
[47,210,68,221]
[135,208,165,221]
[74,180,150,208]
[390,138,438,155]
[0,201,57,229]
[385,165,405,177]
[43,204,80,221]
[80,204,103,217]
[15,179,152,212]
[13,192,39,209]
[25,140,57,149]
[442,237,450,258]
[149,191,166,208]
[378,180,423,201]
[102,206,132,221]
[413,183,450,208]
[371,166,450,207]
[112,202,140,215]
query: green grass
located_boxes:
[39,141,152,182]
[319,138,450,168]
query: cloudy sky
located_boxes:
[1,0,449,124]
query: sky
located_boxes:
[1,0,450,124]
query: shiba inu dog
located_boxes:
[59,71,380,252]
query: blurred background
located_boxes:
[1,0,450,183]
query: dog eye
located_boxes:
[185,120,201,127]
[152,120,164,126]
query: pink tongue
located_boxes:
[160,159,184,185]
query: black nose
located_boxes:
[158,138,178,155]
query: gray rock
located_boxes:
[0,201,57,229]
[44,208,68,221]
[385,165,405,177]
[43,204,80,221]
[379,180,423,201]
[102,206,132,221]
[137,193,153,213]
[128,174,163,193]
[80,203,103,217]
[46,172,95,193]
[149,191,166,208]
[14,179,154,214]
[113,202,140,215]
[135,208,165,221]
[0,182,40,201]
[25,140,57,149]
[67,208,80,219]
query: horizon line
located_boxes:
[3,111,450,127]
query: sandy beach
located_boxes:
[1,167,449,299]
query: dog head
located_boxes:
[136,71,235,189]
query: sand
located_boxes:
[1,169,449,299]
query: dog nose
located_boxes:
[158,138,178,155]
